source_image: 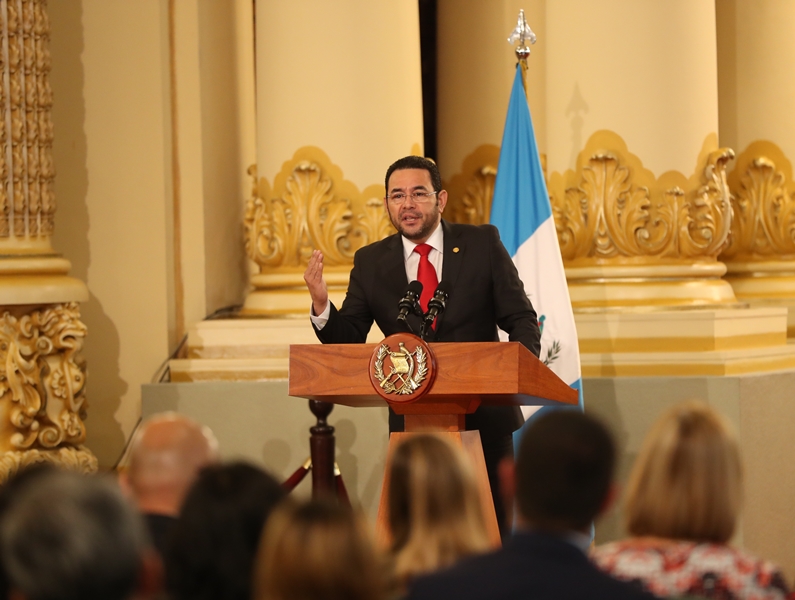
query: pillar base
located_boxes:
[242,269,349,316]
[0,255,88,305]
[170,316,384,382]
[567,263,740,310]
[576,307,795,377]
[724,261,795,336]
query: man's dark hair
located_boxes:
[165,461,286,600]
[384,156,442,193]
[515,410,615,531]
[0,470,148,600]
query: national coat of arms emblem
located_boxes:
[368,333,436,403]
[374,341,427,394]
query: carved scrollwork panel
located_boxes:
[722,146,795,261]
[0,303,88,453]
[549,131,733,263]
[244,148,394,273]
[448,166,497,225]
[443,144,501,226]
[353,197,394,247]
[0,0,56,241]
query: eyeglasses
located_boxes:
[386,191,438,205]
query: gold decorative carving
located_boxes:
[0,0,56,241]
[244,147,393,272]
[721,142,795,261]
[445,145,549,226]
[444,144,500,225]
[452,165,497,225]
[0,303,89,456]
[549,131,734,265]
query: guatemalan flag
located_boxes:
[490,63,584,432]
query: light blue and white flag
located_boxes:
[490,64,583,429]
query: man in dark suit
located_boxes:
[407,411,656,600]
[303,155,540,534]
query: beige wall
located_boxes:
[49,0,172,467]
[49,0,252,467]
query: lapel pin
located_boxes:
[453,247,460,253]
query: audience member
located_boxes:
[122,412,219,556]
[0,463,60,600]
[407,410,656,600]
[0,469,161,600]
[387,434,490,588]
[164,461,285,600]
[592,402,790,599]
[255,499,384,600]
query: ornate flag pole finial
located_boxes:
[507,9,536,63]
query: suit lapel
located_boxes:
[435,220,464,338]
[441,219,465,288]
[381,233,409,297]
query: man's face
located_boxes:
[384,168,448,244]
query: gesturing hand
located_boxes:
[304,250,329,316]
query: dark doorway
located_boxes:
[418,0,437,161]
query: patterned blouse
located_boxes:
[591,538,791,599]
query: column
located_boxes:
[537,1,795,379]
[243,0,424,315]
[543,1,736,310]
[0,0,93,479]
[717,0,795,336]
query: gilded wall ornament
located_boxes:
[721,142,795,261]
[549,131,734,264]
[450,165,497,225]
[444,144,500,225]
[0,303,88,452]
[244,147,394,273]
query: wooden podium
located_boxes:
[289,337,578,546]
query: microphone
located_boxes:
[397,280,423,324]
[420,281,450,339]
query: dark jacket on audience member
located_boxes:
[143,513,177,557]
[407,531,657,600]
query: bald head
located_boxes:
[127,413,219,516]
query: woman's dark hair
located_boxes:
[165,461,286,600]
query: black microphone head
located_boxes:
[407,280,423,298]
[434,280,451,299]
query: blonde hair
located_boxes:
[388,434,490,584]
[624,401,742,544]
[255,499,384,600]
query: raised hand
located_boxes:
[303,249,329,316]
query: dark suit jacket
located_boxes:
[314,220,540,437]
[407,531,658,600]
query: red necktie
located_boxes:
[413,243,438,312]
